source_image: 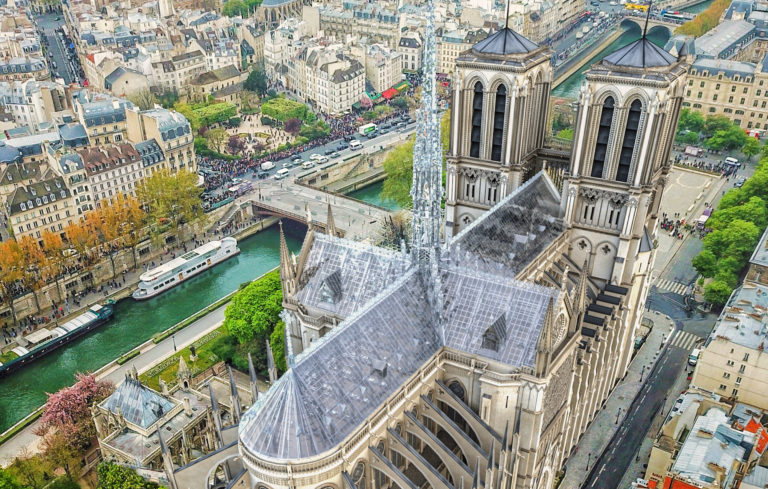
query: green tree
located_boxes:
[97,462,163,489]
[743,137,761,161]
[691,249,718,277]
[0,468,28,489]
[556,128,574,141]
[705,125,747,151]
[678,108,705,133]
[221,0,246,16]
[261,96,309,122]
[136,170,205,241]
[205,128,228,152]
[381,138,415,208]
[676,131,700,146]
[244,68,268,96]
[707,196,767,231]
[702,114,733,137]
[270,321,287,372]
[703,280,733,306]
[223,270,282,344]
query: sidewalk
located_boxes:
[0,299,228,467]
[558,311,676,489]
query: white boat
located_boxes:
[132,237,240,300]
[582,25,590,34]
[576,32,584,39]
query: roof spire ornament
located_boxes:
[410,0,444,327]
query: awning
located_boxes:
[25,328,55,345]
[394,80,410,92]
[382,88,398,100]
[352,102,362,110]
[367,91,381,101]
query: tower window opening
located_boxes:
[470,82,483,158]
[617,100,642,182]
[591,97,614,178]
[490,85,506,161]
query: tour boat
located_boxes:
[0,301,115,377]
[132,237,240,300]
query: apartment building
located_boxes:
[314,58,365,115]
[683,56,768,131]
[125,108,195,173]
[364,44,403,93]
[436,28,487,76]
[74,94,134,145]
[397,32,423,73]
[150,50,206,94]
[5,174,76,244]
[644,389,768,489]
[319,4,400,48]
[691,226,768,409]
[0,57,48,82]
[0,80,71,130]
[79,143,144,205]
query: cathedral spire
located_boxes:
[410,0,442,261]
[227,365,242,424]
[410,0,444,331]
[248,352,259,402]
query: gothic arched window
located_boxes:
[470,82,484,158]
[352,463,366,489]
[591,97,614,178]
[490,84,507,161]
[616,99,643,182]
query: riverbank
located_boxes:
[553,29,623,88]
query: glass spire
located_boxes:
[410,0,443,267]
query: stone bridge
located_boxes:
[618,14,683,37]
[222,178,393,241]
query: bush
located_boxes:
[556,128,574,140]
[116,350,140,365]
[48,477,81,489]
[261,96,311,122]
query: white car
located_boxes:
[310,154,323,161]
[301,161,315,169]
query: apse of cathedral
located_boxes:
[208,4,688,489]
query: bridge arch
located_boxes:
[618,18,673,40]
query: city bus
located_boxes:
[358,123,377,137]
[625,3,648,11]
[661,10,692,21]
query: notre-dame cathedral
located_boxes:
[227,3,689,489]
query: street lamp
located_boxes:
[172,334,177,352]
[640,365,646,381]
[616,407,622,424]
[586,452,591,472]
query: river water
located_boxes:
[347,181,399,210]
[0,226,304,431]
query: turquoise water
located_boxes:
[348,181,401,210]
[681,0,714,14]
[0,226,303,431]
[552,25,671,99]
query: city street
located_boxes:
[34,14,81,85]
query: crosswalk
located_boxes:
[654,278,690,295]
[668,330,701,351]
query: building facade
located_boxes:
[6,174,76,243]
[79,143,145,204]
[229,11,689,489]
[125,108,195,173]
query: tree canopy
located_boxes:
[222,270,284,374]
[693,157,768,305]
[244,68,268,96]
[221,0,261,17]
[675,0,730,36]
[260,96,312,123]
[136,169,205,240]
[97,462,165,489]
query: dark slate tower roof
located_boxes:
[602,38,677,69]
[471,27,538,56]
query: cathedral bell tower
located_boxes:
[562,37,688,286]
[445,26,553,238]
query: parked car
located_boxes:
[310,154,323,161]
[324,148,335,155]
[331,151,341,158]
[301,161,315,170]
[292,156,303,162]
[337,142,349,150]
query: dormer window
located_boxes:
[51,194,56,201]
[482,315,507,352]
[20,203,26,211]
[60,190,66,198]
[42,196,48,204]
[35,198,41,206]
[30,188,36,196]
[26,200,32,208]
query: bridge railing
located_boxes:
[291,177,394,213]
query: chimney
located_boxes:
[183,396,192,416]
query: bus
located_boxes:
[661,11,692,21]
[625,3,648,11]
[358,123,377,137]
